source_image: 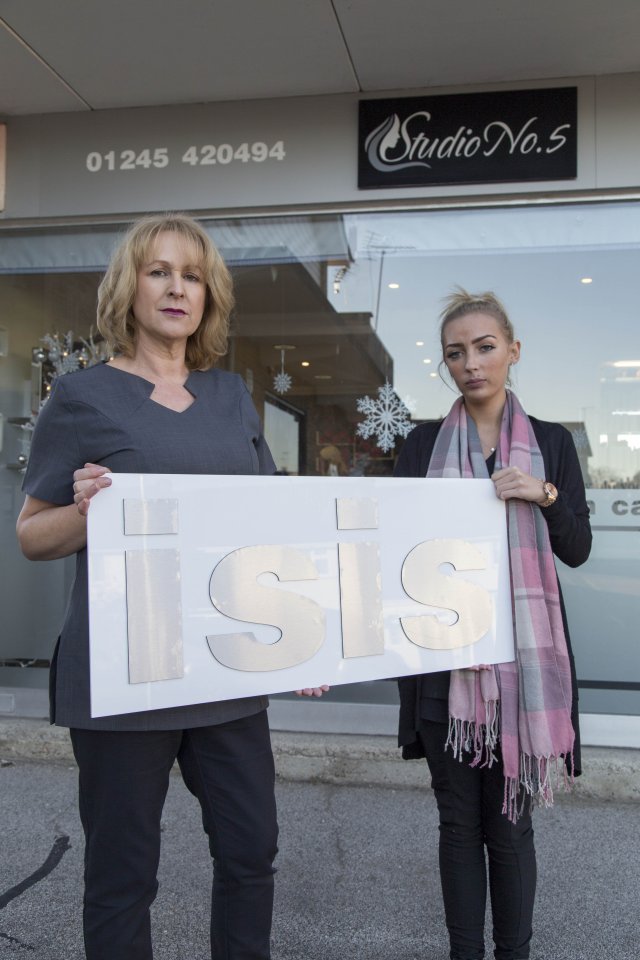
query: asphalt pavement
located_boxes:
[1,752,638,960]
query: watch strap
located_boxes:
[539,480,558,508]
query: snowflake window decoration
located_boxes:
[273,370,292,394]
[273,346,293,395]
[356,380,414,453]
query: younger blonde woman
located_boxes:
[395,290,591,960]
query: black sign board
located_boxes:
[358,87,577,189]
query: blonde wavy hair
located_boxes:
[439,287,515,345]
[97,214,233,370]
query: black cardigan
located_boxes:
[393,415,592,774]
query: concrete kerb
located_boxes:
[1,718,638,803]
[270,731,640,803]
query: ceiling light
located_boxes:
[612,361,640,367]
[301,361,310,367]
[580,277,593,284]
[423,358,432,364]
[388,282,400,289]
[415,340,424,346]
[429,372,438,378]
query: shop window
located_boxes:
[1,204,639,725]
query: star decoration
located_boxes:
[273,370,292,394]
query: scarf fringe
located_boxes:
[445,701,499,770]
[446,711,574,823]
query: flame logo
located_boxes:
[364,114,431,171]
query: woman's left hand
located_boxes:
[295,686,330,697]
[491,467,546,504]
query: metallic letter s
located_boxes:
[207,545,325,671]
[400,539,492,650]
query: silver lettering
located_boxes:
[125,549,184,683]
[400,539,492,650]
[207,545,324,671]
[338,542,384,658]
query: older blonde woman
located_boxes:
[17,214,323,960]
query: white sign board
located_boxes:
[87,474,514,717]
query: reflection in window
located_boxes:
[1,202,639,717]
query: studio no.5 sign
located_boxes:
[358,87,577,189]
[87,474,514,718]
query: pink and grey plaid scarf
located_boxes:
[427,391,575,820]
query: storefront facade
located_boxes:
[1,74,639,745]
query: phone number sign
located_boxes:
[87,474,514,718]
[84,140,286,173]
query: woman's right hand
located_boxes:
[73,463,112,516]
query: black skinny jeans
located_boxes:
[70,710,278,960]
[419,720,536,960]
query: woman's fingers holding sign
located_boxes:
[491,466,544,504]
[73,463,112,516]
[295,685,331,698]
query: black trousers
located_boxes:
[70,710,278,960]
[419,720,536,960]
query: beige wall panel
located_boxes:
[595,73,640,190]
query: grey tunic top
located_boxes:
[23,363,276,731]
